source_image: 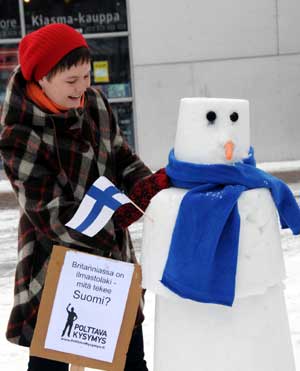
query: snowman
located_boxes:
[141,98,299,371]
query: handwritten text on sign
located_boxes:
[45,251,134,362]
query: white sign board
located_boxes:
[44,250,134,362]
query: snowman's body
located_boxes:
[141,98,296,371]
[142,188,295,371]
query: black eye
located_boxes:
[230,112,239,122]
[206,111,217,124]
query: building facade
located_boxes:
[129,0,300,168]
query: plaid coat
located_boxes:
[0,68,151,347]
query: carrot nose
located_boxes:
[224,140,234,160]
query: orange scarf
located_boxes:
[26,82,84,114]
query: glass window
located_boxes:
[0,0,21,39]
[24,0,128,34]
[0,44,18,109]
[88,37,131,99]
[111,102,135,149]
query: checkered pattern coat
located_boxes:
[0,69,151,346]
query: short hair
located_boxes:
[46,46,91,81]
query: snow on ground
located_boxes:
[0,179,12,193]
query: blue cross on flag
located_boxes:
[66,176,132,237]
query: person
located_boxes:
[0,23,169,371]
[61,304,78,337]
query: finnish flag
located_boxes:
[66,176,132,237]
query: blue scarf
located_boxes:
[162,148,300,306]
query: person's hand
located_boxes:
[113,168,170,229]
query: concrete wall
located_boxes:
[128,0,300,169]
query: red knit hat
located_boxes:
[19,23,89,81]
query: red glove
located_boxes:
[113,168,170,229]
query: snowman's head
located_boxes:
[174,98,250,164]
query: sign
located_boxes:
[24,0,128,34]
[31,246,142,370]
[93,61,110,83]
[0,0,21,38]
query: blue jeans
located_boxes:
[27,325,148,371]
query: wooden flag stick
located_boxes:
[130,200,154,223]
[70,365,85,371]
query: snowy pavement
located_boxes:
[0,175,300,370]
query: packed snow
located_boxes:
[0,179,12,193]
